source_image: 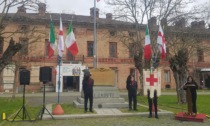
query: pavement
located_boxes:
[41,104,174,120]
[1,91,209,120]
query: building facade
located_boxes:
[0,3,210,93]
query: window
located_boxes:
[45,39,49,56]
[0,37,3,54]
[164,70,170,82]
[109,42,117,58]
[197,49,204,62]
[129,43,134,58]
[87,41,93,57]
[19,38,28,55]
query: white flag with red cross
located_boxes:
[143,69,161,98]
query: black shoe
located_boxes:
[90,110,93,113]
[155,115,159,119]
[134,109,138,111]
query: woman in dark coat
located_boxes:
[183,76,198,116]
[126,75,138,111]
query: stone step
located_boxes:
[93,86,118,91]
[73,101,128,109]
[81,90,121,98]
[77,97,126,104]
[41,85,55,92]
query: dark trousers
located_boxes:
[192,95,197,113]
[128,92,137,110]
[84,92,93,111]
[148,91,158,117]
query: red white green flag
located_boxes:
[157,25,166,59]
[144,25,152,60]
[65,21,78,57]
[48,21,56,58]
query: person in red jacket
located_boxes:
[126,75,138,111]
[82,70,94,112]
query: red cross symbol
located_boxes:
[146,74,158,86]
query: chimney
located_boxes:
[38,3,46,16]
[175,18,185,28]
[161,18,167,27]
[191,21,205,29]
[148,17,157,28]
[106,13,112,20]
[17,5,26,14]
[90,7,99,18]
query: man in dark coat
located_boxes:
[82,70,94,112]
[126,75,138,110]
[147,90,158,119]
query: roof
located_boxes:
[1,12,146,30]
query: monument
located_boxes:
[73,68,128,108]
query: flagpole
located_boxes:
[93,0,97,68]
[57,14,61,104]
[49,14,64,115]
[144,0,153,73]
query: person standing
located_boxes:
[82,70,94,112]
[126,75,138,111]
[183,76,198,116]
[147,90,158,119]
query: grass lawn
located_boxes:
[1,95,210,126]
[137,95,210,115]
[0,97,42,121]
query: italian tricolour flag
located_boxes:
[144,25,152,60]
[65,21,78,56]
[48,22,56,58]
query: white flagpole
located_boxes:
[93,0,97,68]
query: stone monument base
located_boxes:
[73,86,128,108]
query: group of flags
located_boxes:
[144,25,166,60]
[48,16,78,58]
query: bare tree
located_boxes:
[105,0,206,96]
[0,0,46,97]
[0,0,41,73]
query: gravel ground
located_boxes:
[1,115,210,126]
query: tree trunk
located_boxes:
[0,38,22,73]
[12,66,18,98]
[134,51,144,95]
[174,71,187,104]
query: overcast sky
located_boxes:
[45,0,208,17]
[45,0,109,16]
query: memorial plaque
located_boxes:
[89,68,115,86]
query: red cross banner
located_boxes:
[143,69,161,98]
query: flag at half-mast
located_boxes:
[58,16,64,57]
[65,21,78,57]
[157,25,166,59]
[144,25,152,60]
[48,21,56,58]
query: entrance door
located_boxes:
[63,76,79,91]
